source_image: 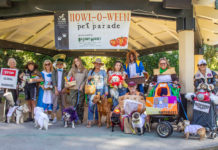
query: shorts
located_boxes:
[25,86,37,101]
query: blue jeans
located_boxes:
[112,87,127,110]
[88,89,104,121]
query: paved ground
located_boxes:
[1,121,218,150]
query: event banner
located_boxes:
[54,11,131,49]
[0,68,18,89]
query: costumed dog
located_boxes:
[131,112,146,135]
[93,93,112,128]
[111,108,121,132]
[34,107,49,130]
[109,74,123,99]
[63,106,78,128]
[177,120,206,140]
[7,104,29,124]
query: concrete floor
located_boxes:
[0,121,218,150]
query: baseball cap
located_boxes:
[198,59,207,65]
[128,81,136,87]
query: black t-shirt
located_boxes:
[24,69,40,88]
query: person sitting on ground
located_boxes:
[194,59,217,93]
[125,81,144,97]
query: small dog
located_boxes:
[111,109,121,132]
[7,104,29,124]
[177,120,206,140]
[131,112,146,135]
[63,106,78,128]
[93,93,112,128]
[34,107,49,130]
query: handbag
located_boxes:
[85,81,96,95]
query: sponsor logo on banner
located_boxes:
[194,101,210,113]
[0,68,18,89]
[54,11,131,50]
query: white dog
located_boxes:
[185,92,218,104]
[7,104,29,124]
[34,107,49,130]
[131,112,146,135]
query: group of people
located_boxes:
[3,50,217,129]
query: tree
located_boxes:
[203,45,218,71]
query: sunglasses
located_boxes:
[199,64,207,66]
[45,64,50,66]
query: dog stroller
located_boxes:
[146,82,186,138]
[192,100,217,139]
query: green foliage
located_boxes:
[203,45,218,71]
[0,49,180,75]
[139,51,179,76]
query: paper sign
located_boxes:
[0,68,18,89]
[194,101,210,113]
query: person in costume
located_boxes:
[108,61,127,109]
[87,58,108,128]
[149,57,179,97]
[194,59,217,93]
[68,57,88,124]
[124,50,147,94]
[125,81,144,97]
[20,61,42,122]
[52,54,67,123]
[37,60,54,120]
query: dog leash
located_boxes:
[74,83,82,110]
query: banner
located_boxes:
[55,11,131,49]
[194,101,210,113]
[0,68,18,89]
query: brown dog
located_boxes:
[93,93,112,128]
[177,120,206,140]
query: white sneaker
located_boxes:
[52,117,57,124]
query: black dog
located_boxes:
[111,109,121,132]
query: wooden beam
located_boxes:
[43,40,54,48]
[0,29,16,39]
[195,5,218,20]
[137,42,178,55]
[24,22,54,45]
[130,21,163,46]
[128,37,144,49]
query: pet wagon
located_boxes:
[146,82,185,138]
